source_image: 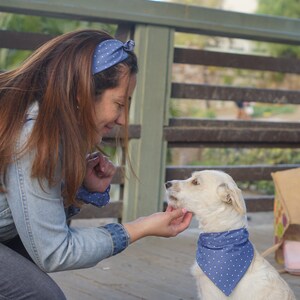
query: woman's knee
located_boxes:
[24,271,66,300]
[0,243,66,300]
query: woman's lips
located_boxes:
[102,126,114,135]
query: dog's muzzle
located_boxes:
[165,181,178,202]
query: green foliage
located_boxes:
[0,13,116,70]
[199,108,216,118]
[169,100,216,118]
[197,148,300,167]
[172,0,223,48]
[252,104,296,118]
[222,74,234,85]
[256,0,300,58]
[166,0,222,7]
[0,49,32,70]
[0,12,116,35]
[174,32,207,48]
[169,101,181,117]
[257,0,300,19]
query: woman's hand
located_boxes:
[83,152,116,193]
[123,205,193,243]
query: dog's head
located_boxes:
[165,170,247,232]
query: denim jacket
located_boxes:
[0,103,130,272]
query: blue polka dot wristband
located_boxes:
[76,185,111,207]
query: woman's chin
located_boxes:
[102,126,113,135]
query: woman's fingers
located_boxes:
[165,204,174,212]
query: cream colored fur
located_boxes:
[166,170,295,300]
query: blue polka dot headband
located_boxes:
[92,39,135,75]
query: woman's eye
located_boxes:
[116,102,125,109]
[192,179,199,185]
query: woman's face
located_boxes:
[94,72,136,140]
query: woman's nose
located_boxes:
[116,111,126,126]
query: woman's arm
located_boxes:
[7,120,192,273]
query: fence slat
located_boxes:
[165,164,300,181]
[164,127,300,147]
[0,30,53,50]
[244,196,274,212]
[169,118,300,129]
[174,48,300,74]
[165,119,300,147]
[171,83,300,104]
[71,202,123,219]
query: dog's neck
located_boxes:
[195,207,248,233]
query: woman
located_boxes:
[0,29,192,299]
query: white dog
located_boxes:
[165,170,295,300]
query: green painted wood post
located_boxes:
[122,25,174,222]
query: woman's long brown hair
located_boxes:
[0,29,138,206]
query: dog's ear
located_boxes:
[217,182,246,215]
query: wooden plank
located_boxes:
[115,23,135,41]
[166,118,300,147]
[165,164,300,181]
[169,118,300,130]
[71,201,123,219]
[164,126,300,148]
[0,23,133,51]
[102,124,141,145]
[167,141,300,148]
[245,196,274,212]
[104,124,140,139]
[174,48,300,74]
[111,167,124,184]
[171,83,300,104]
[0,30,54,50]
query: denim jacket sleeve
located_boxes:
[5,112,130,272]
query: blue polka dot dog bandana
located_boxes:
[196,228,254,296]
[92,39,135,74]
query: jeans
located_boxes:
[0,236,66,300]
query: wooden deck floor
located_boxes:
[51,212,300,300]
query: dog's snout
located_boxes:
[165,181,172,189]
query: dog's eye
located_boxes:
[192,179,199,185]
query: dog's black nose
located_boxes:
[165,181,172,189]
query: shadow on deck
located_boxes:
[51,212,300,300]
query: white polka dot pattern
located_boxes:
[196,228,254,296]
[92,39,135,74]
[76,185,110,207]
